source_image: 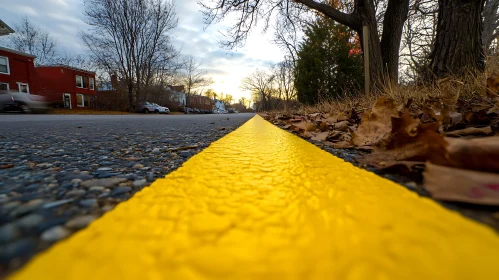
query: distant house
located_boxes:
[214,99,225,111]
[0,47,37,94]
[35,65,96,109]
[0,19,14,36]
[167,85,186,106]
[187,94,212,111]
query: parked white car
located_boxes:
[137,102,169,114]
[151,103,170,114]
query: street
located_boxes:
[0,113,254,276]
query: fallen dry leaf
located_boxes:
[333,120,349,131]
[352,96,398,147]
[324,141,354,149]
[424,162,499,205]
[445,136,499,173]
[1,164,14,169]
[444,126,494,137]
[359,113,449,165]
[310,131,329,141]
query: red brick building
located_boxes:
[35,65,96,109]
[186,95,213,111]
[0,47,37,94]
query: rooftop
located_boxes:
[0,19,14,36]
[37,64,96,75]
[0,46,36,58]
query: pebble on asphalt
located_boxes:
[40,226,71,242]
[65,215,96,230]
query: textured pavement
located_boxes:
[0,113,254,276]
[10,115,499,280]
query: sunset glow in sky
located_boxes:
[0,0,286,101]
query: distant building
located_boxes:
[0,19,14,36]
[36,65,96,109]
[0,47,37,94]
[187,94,213,111]
[214,99,225,111]
[167,85,186,106]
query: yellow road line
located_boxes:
[10,115,499,280]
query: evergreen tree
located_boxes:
[294,18,364,105]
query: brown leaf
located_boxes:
[318,121,329,131]
[421,106,438,122]
[0,164,14,169]
[325,112,348,123]
[326,131,344,142]
[444,126,494,137]
[325,141,354,149]
[368,160,425,171]
[333,120,349,131]
[295,121,316,132]
[310,131,329,141]
[359,113,448,165]
[445,136,499,173]
[424,163,499,205]
[351,97,398,147]
[487,104,499,115]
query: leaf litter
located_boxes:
[264,75,499,206]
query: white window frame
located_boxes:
[17,82,29,94]
[0,56,10,75]
[89,77,95,90]
[0,82,9,90]
[76,93,84,107]
[63,93,72,109]
[76,75,83,88]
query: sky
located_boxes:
[0,0,286,101]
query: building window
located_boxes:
[82,77,88,88]
[0,82,8,90]
[76,75,83,88]
[17,83,29,93]
[0,56,9,75]
[89,77,95,90]
[84,95,92,107]
[76,94,84,107]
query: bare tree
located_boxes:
[81,0,178,111]
[399,0,438,82]
[182,56,214,96]
[200,0,410,88]
[5,16,57,65]
[483,0,499,54]
[272,59,296,110]
[241,69,275,111]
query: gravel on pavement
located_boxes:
[0,113,254,276]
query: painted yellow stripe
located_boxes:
[10,115,499,280]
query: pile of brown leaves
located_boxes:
[264,78,499,206]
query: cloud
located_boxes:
[0,0,286,100]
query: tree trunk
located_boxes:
[128,82,134,112]
[297,0,410,90]
[354,0,385,91]
[380,0,410,84]
[430,0,486,78]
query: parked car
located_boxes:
[151,103,170,114]
[136,102,156,113]
[0,90,49,113]
[136,102,169,114]
[193,108,200,114]
[184,107,194,114]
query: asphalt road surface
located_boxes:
[0,113,254,276]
